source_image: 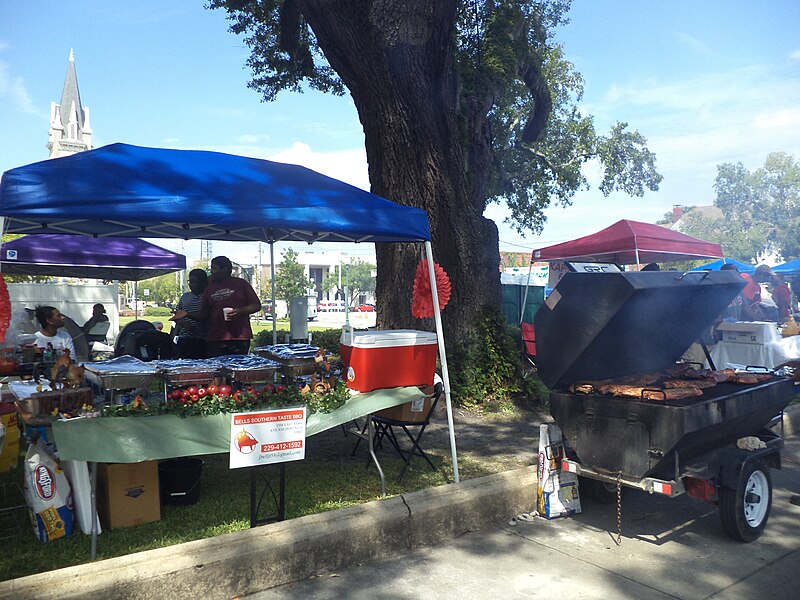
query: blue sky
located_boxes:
[1,1,799,264]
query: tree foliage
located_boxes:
[141,272,182,307]
[273,248,308,305]
[681,152,800,263]
[340,259,376,305]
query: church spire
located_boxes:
[48,49,92,158]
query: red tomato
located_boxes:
[207,384,218,395]
[218,390,230,398]
[219,385,232,395]
[186,386,198,396]
[246,386,256,394]
[198,388,207,398]
[233,390,243,402]
[190,394,200,403]
[182,389,192,398]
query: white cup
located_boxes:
[223,307,234,321]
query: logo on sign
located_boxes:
[234,429,259,454]
[5,250,17,260]
[34,464,55,500]
[347,366,356,382]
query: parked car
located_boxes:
[262,299,276,320]
[351,303,376,312]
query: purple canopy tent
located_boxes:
[0,234,186,280]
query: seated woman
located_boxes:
[34,305,77,358]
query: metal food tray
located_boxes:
[253,345,319,377]
[212,354,282,383]
[83,356,158,390]
[151,358,220,387]
[253,344,319,367]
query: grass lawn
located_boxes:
[0,435,496,581]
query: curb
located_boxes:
[0,467,538,599]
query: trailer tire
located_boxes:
[719,460,772,542]
[580,477,619,504]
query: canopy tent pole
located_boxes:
[425,241,459,483]
[270,242,277,345]
[134,281,139,318]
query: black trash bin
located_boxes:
[158,457,204,506]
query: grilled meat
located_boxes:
[662,379,717,389]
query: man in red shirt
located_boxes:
[171,256,261,356]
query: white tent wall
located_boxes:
[7,282,119,342]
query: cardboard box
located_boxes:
[96,461,161,530]
[716,321,777,345]
[374,386,435,422]
[340,329,438,392]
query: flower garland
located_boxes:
[101,381,351,419]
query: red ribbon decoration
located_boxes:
[411,260,452,318]
[0,274,10,343]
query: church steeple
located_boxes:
[48,49,93,158]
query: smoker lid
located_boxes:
[533,268,745,389]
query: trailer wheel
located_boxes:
[580,477,619,504]
[719,460,772,542]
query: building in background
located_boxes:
[48,49,92,158]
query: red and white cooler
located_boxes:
[339,327,438,392]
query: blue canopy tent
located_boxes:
[691,258,755,274]
[773,259,800,276]
[0,143,459,483]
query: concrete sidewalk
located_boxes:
[1,405,798,599]
[253,435,800,599]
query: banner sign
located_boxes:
[229,407,307,469]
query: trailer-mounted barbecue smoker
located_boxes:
[534,263,794,541]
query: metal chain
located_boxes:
[615,472,623,546]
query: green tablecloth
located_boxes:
[51,387,422,462]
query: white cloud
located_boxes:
[0,61,46,119]
[267,142,369,190]
[672,31,713,57]
[791,50,800,61]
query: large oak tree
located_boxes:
[209,0,662,378]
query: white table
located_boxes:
[708,326,800,369]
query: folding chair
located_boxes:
[86,320,111,344]
[352,381,443,483]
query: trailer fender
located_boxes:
[716,446,780,490]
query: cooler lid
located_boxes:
[343,329,438,348]
[534,268,745,389]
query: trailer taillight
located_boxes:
[562,459,579,473]
[685,477,716,502]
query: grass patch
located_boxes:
[0,431,501,582]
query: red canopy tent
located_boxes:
[531,219,724,265]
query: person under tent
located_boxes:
[82,303,110,344]
[34,305,77,358]
[170,256,261,357]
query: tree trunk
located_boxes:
[300,0,501,347]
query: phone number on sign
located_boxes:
[261,440,304,453]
